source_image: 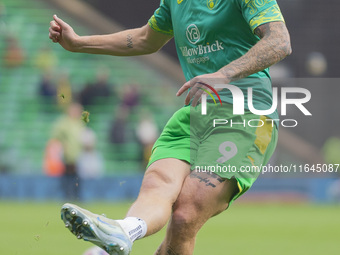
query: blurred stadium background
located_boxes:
[0,0,339,254]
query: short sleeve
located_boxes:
[148,0,173,36]
[238,0,285,33]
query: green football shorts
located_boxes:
[147,103,278,203]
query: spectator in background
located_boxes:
[78,69,113,107]
[38,72,57,102]
[3,35,25,68]
[136,111,159,169]
[77,128,104,179]
[78,82,94,107]
[33,45,58,72]
[51,102,85,200]
[43,139,64,177]
[92,69,112,98]
[109,106,129,149]
[121,83,140,111]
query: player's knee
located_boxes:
[170,206,201,238]
[172,196,203,226]
[172,208,194,226]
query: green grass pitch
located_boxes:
[1,201,339,255]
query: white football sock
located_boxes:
[116,217,147,242]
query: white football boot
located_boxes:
[61,203,132,255]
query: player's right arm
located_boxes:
[48,15,172,56]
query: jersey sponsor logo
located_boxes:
[186,24,200,44]
[207,0,219,10]
[179,40,224,57]
[182,24,224,64]
[177,0,184,4]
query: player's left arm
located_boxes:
[219,21,292,81]
[177,21,291,105]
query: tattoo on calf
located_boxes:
[166,246,180,255]
[127,34,133,48]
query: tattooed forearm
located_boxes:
[219,21,291,81]
[166,246,180,255]
[127,34,133,48]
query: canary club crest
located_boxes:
[207,0,219,10]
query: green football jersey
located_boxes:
[148,0,285,121]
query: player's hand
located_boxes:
[176,71,230,106]
[49,15,79,52]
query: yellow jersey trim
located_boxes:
[249,5,284,32]
[254,116,273,154]
[148,15,174,36]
